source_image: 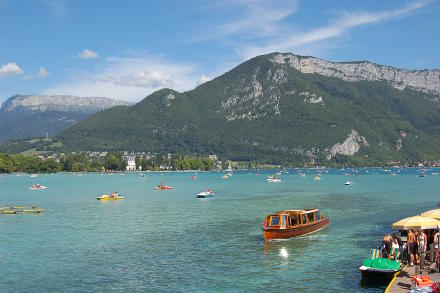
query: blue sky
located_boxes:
[0,0,439,102]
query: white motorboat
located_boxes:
[197,190,215,198]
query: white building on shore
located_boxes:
[126,155,136,171]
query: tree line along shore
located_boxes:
[1,151,438,174]
[0,152,214,173]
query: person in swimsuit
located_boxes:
[407,229,417,266]
[382,234,393,258]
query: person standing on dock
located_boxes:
[407,229,417,266]
[435,228,440,272]
[418,230,427,270]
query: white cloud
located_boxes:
[78,49,99,59]
[37,67,49,78]
[241,1,431,59]
[193,0,297,42]
[44,53,203,102]
[0,62,23,76]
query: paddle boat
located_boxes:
[263,209,330,241]
[314,175,321,181]
[97,192,124,200]
[30,184,47,190]
[221,175,229,179]
[359,247,403,280]
[267,176,281,183]
[197,190,215,198]
[155,182,173,190]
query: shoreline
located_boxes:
[2,166,439,175]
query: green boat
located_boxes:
[359,247,403,280]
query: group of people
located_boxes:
[382,228,440,269]
[107,192,120,198]
[382,233,403,259]
[406,229,428,267]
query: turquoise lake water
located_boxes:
[1,168,440,292]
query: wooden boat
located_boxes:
[263,209,329,241]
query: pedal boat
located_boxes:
[97,193,124,200]
[359,247,403,280]
[263,209,329,241]
[155,185,173,190]
[30,184,47,190]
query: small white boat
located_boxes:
[30,174,38,178]
[30,184,47,190]
[345,180,353,186]
[197,190,215,198]
[267,176,281,183]
[299,173,306,177]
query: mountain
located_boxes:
[0,95,131,143]
[5,53,440,165]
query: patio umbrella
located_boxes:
[421,209,440,220]
[392,215,440,230]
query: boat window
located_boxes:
[281,215,286,228]
[270,216,280,226]
[290,216,297,226]
[302,214,307,224]
[307,213,314,223]
[315,211,320,221]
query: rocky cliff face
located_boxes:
[1,95,131,113]
[326,130,369,160]
[271,53,440,95]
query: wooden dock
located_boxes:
[386,265,440,292]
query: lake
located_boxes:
[1,168,439,292]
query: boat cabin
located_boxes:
[265,209,323,229]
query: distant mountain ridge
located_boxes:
[3,52,440,165]
[0,95,131,143]
[1,95,131,113]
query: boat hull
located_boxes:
[97,197,125,200]
[197,194,214,198]
[264,217,329,240]
[359,266,399,280]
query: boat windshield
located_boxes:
[270,216,280,226]
[315,211,320,220]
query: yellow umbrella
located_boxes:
[421,209,440,220]
[392,215,440,230]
